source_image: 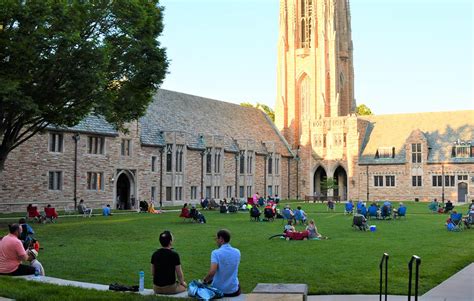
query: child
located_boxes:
[29,249,45,276]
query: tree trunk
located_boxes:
[0,148,8,172]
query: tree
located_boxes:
[240,102,275,121]
[320,177,338,194]
[0,1,169,170]
[356,104,373,116]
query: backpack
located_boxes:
[188,280,223,300]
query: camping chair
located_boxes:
[209,199,219,210]
[381,205,391,220]
[219,205,228,214]
[344,202,354,215]
[352,215,368,231]
[449,213,463,231]
[463,212,474,229]
[228,205,238,213]
[281,208,294,224]
[139,201,148,213]
[78,205,92,217]
[26,206,42,223]
[264,207,275,221]
[394,206,407,219]
[368,206,378,220]
[179,208,193,222]
[44,207,58,223]
[250,207,261,221]
[360,206,368,218]
[294,210,306,225]
[327,200,335,212]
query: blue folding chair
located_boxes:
[344,202,354,215]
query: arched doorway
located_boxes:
[313,166,327,197]
[333,166,348,202]
[115,170,136,210]
[457,182,468,203]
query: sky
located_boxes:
[159,0,473,115]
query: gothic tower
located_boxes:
[275,0,355,148]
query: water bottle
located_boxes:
[34,267,40,278]
[139,270,144,292]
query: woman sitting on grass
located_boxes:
[306,219,328,240]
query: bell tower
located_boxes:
[275,0,355,147]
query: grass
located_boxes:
[0,201,473,299]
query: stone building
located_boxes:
[0,90,295,212]
[275,0,474,203]
[1,0,473,212]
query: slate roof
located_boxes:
[359,110,474,164]
[46,114,118,136]
[139,89,293,155]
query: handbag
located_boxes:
[187,280,223,300]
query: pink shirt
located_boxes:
[0,233,26,273]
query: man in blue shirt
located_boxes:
[203,229,241,297]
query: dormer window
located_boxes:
[452,141,472,158]
[375,147,395,159]
[411,143,422,163]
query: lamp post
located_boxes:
[366,165,370,202]
[72,133,80,209]
[441,163,445,203]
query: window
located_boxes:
[374,176,383,187]
[444,175,455,187]
[175,187,182,201]
[87,172,104,191]
[214,186,220,199]
[323,134,327,148]
[385,175,395,187]
[268,185,273,196]
[247,152,253,174]
[275,156,280,175]
[239,186,244,198]
[151,186,156,201]
[432,175,442,187]
[299,0,313,48]
[191,186,197,200]
[176,145,184,173]
[206,186,211,198]
[151,156,157,172]
[343,134,347,147]
[268,155,273,174]
[411,143,422,163]
[458,175,468,181]
[275,185,279,195]
[48,171,62,190]
[206,148,212,174]
[121,139,131,156]
[166,144,172,172]
[453,144,472,158]
[247,186,252,198]
[412,176,422,187]
[226,186,232,198]
[214,148,221,173]
[88,136,105,154]
[165,187,172,201]
[375,147,395,159]
[239,152,245,174]
[49,133,63,152]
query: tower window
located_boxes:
[299,0,313,48]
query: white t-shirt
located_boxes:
[31,259,45,276]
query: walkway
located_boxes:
[7,263,471,301]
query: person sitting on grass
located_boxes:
[151,231,187,294]
[78,199,93,217]
[294,206,307,225]
[444,200,454,213]
[284,220,296,233]
[102,204,112,216]
[0,224,35,276]
[306,219,328,240]
[18,218,35,250]
[282,205,295,222]
[28,249,45,276]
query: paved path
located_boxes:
[420,262,473,301]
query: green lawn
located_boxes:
[1,201,473,299]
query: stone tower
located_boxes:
[275,0,355,147]
[275,0,358,200]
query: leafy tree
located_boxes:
[320,177,338,192]
[356,104,373,116]
[240,102,275,121]
[0,1,168,170]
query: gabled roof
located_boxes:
[139,89,293,155]
[46,115,118,136]
[359,110,474,164]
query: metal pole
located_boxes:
[72,133,80,209]
[235,154,238,198]
[441,164,445,203]
[414,256,421,301]
[287,157,291,199]
[159,147,163,208]
[385,255,388,301]
[200,151,204,200]
[264,155,267,198]
[366,165,369,202]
